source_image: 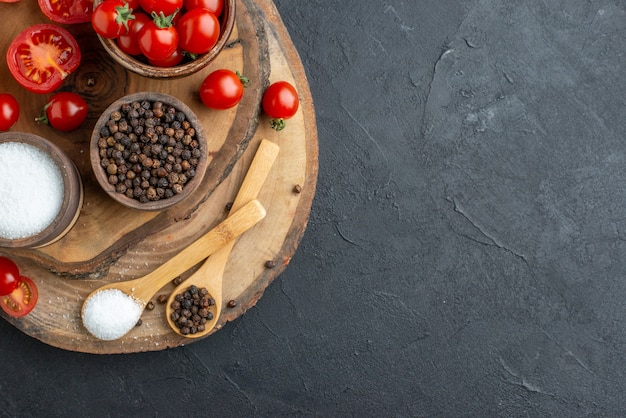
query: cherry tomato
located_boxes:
[138,0,181,16]
[123,0,139,9]
[262,81,299,131]
[36,92,88,132]
[147,47,184,67]
[137,13,179,61]
[38,0,93,24]
[0,257,19,296]
[176,8,219,55]
[0,94,19,132]
[116,10,150,55]
[199,69,248,110]
[183,0,223,15]
[6,24,82,94]
[92,0,135,39]
[1,276,38,318]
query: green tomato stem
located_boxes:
[116,3,136,31]
[151,9,179,28]
[35,103,51,126]
[236,71,250,88]
[270,118,286,131]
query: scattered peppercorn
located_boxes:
[157,294,168,304]
[265,260,276,269]
[293,184,302,194]
[96,99,202,203]
[172,276,183,285]
[170,285,215,335]
[136,319,142,327]
[225,202,233,212]
[146,301,155,310]
[227,299,237,308]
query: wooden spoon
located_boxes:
[81,199,266,341]
[166,139,280,338]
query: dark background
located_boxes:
[2,0,626,416]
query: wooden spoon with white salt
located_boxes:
[81,199,266,341]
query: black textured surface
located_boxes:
[2,1,626,416]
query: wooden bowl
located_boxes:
[90,92,208,211]
[0,132,84,249]
[94,0,236,79]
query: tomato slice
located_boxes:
[1,276,38,318]
[7,24,82,94]
[38,0,93,24]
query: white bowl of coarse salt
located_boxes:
[0,132,83,248]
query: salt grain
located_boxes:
[82,289,144,341]
[0,142,64,239]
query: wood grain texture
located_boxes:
[0,0,318,353]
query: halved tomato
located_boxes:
[0,276,38,318]
[6,24,82,94]
[38,0,93,24]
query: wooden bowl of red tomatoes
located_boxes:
[92,0,235,79]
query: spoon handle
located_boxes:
[190,141,279,279]
[231,139,280,212]
[131,199,266,302]
[191,140,279,284]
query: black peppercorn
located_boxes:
[170,285,216,335]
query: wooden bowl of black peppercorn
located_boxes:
[90,92,208,211]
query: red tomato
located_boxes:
[176,8,220,55]
[0,257,19,296]
[116,10,150,55]
[1,276,38,318]
[262,81,299,131]
[183,0,223,15]
[92,0,135,39]
[36,92,88,132]
[123,0,139,8]
[137,14,179,61]
[6,24,81,94]
[199,69,248,110]
[147,47,184,67]
[38,0,93,24]
[0,94,19,132]
[138,0,181,16]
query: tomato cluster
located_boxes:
[92,0,224,67]
[198,70,299,130]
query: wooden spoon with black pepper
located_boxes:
[165,139,280,338]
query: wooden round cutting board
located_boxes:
[0,0,318,353]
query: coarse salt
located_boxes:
[82,289,144,341]
[0,142,64,239]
